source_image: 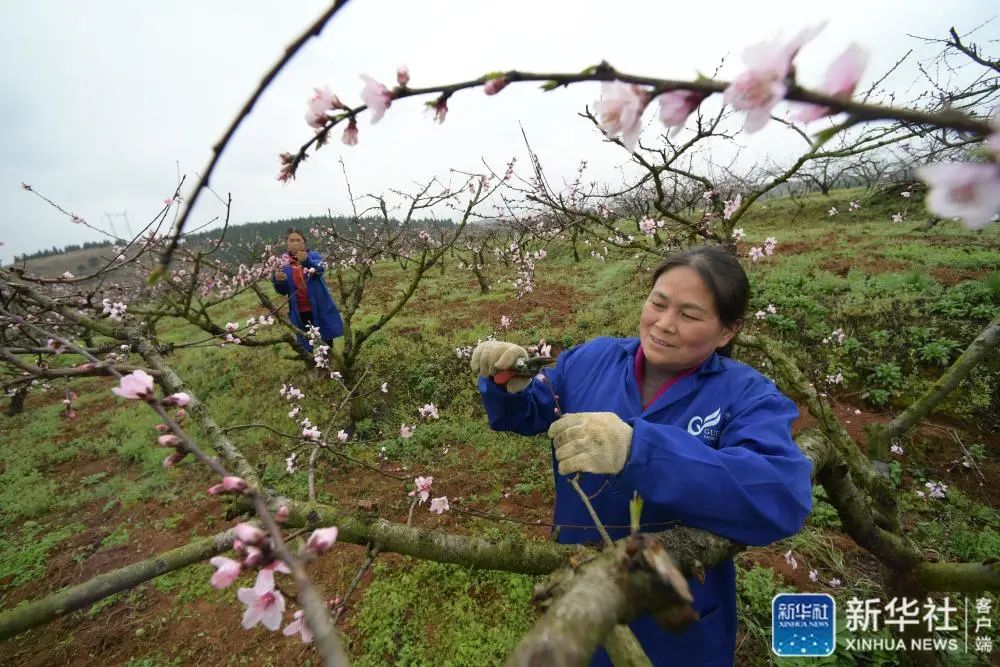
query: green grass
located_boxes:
[351,560,537,667]
[0,521,84,589]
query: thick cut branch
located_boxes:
[0,530,233,641]
[507,536,699,667]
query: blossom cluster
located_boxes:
[407,476,450,515]
[209,519,339,643]
[754,304,778,320]
[102,298,128,321]
[748,236,777,262]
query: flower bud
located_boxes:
[157,434,182,448]
[305,526,339,555]
[163,392,191,407]
[484,76,509,96]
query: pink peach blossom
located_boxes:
[408,476,433,504]
[594,81,649,153]
[723,24,824,133]
[793,43,869,123]
[360,75,392,123]
[305,526,339,554]
[429,496,450,514]
[162,392,190,407]
[305,86,344,129]
[342,120,359,146]
[283,609,314,643]
[234,523,266,545]
[917,162,1000,229]
[262,559,292,575]
[209,556,242,588]
[237,570,286,631]
[656,90,706,136]
[276,505,290,522]
[396,65,410,87]
[112,369,155,400]
[207,476,248,495]
[723,194,742,220]
[400,424,414,439]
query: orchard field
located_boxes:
[2,189,998,666]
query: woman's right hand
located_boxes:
[274,269,286,281]
[470,341,531,393]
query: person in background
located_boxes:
[271,228,343,354]
[471,245,813,666]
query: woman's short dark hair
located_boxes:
[285,227,307,242]
[650,245,749,357]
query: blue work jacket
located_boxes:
[271,250,343,348]
[478,337,813,666]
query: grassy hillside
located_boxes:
[1,189,998,666]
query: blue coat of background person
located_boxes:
[271,228,343,351]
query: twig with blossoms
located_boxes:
[277,31,997,232]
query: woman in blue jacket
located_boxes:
[271,228,343,352]
[471,246,813,666]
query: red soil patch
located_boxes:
[407,279,585,333]
[928,266,990,286]
[779,232,838,256]
[817,256,910,277]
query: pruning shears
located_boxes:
[492,356,555,387]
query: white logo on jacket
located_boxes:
[687,407,722,441]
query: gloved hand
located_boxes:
[470,341,531,393]
[548,412,633,475]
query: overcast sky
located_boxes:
[1,1,996,264]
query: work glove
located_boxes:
[548,412,633,475]
[470,341,531,393]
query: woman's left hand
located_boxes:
[548,412,633,475]
[295,251,308,262]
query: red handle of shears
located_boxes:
[493,369,516,386]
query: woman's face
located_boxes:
[639,266,738,373]
[286,233,306,255]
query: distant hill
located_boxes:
[4,214,455,276]
[5,245,128,278]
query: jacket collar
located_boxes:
[617,338,726,377]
